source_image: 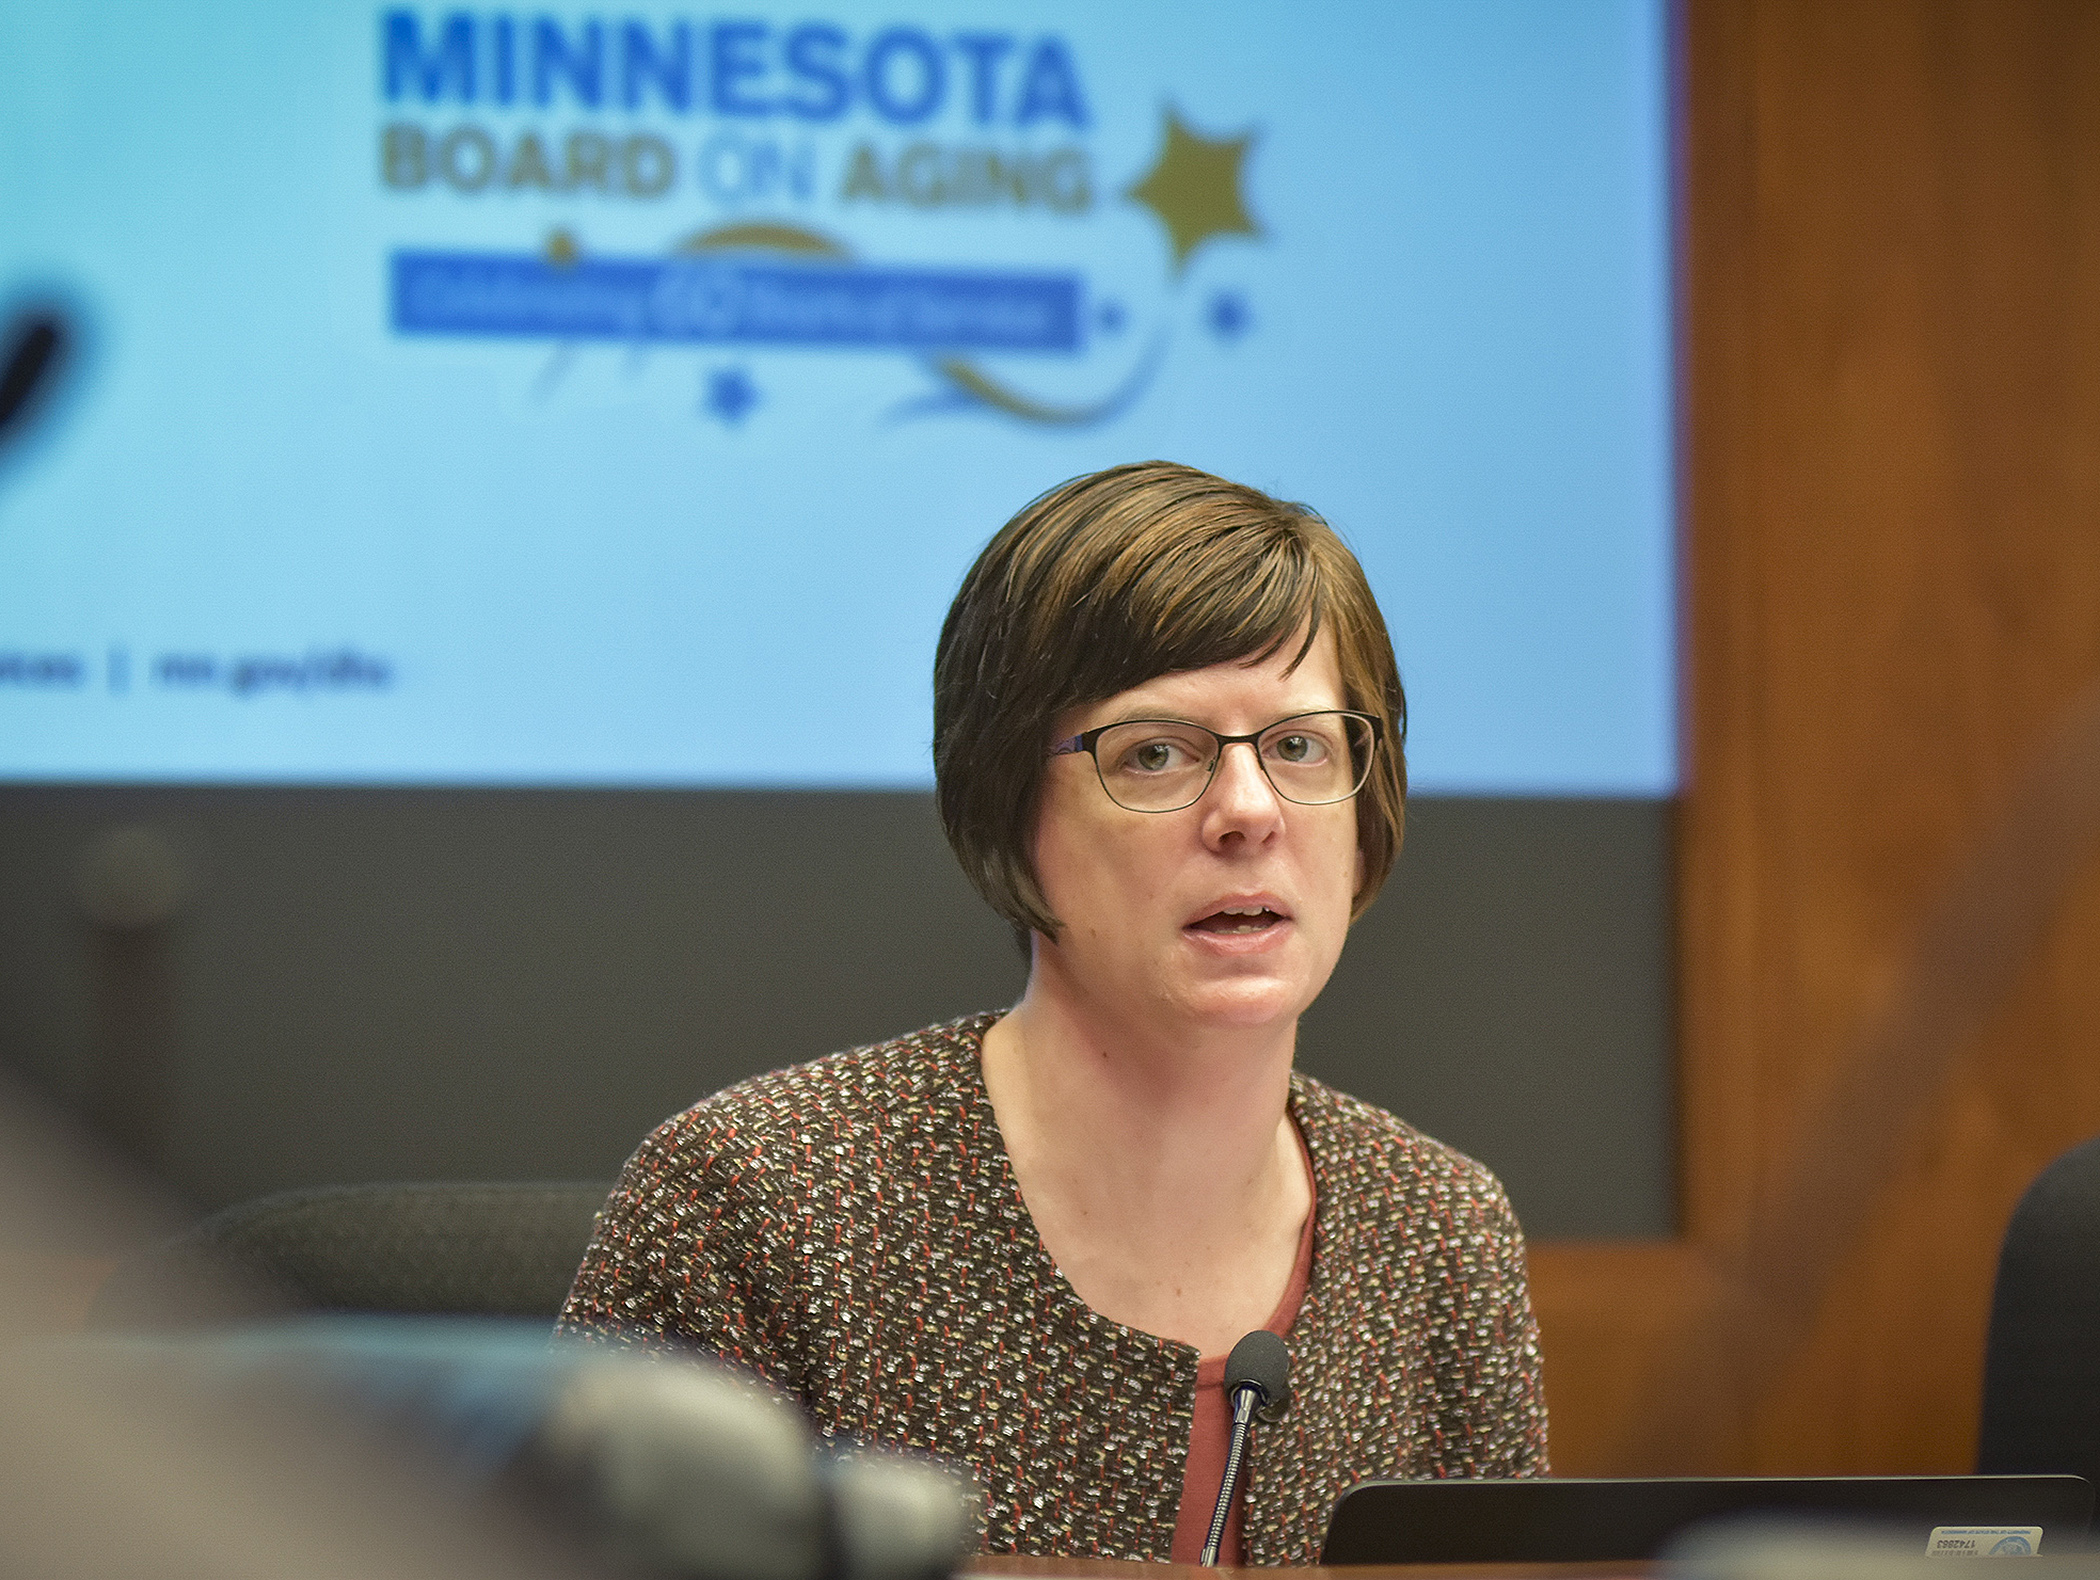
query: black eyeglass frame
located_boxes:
[1048,710,1386,814]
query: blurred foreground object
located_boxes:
[74,824,190,1173]
[53,1320,980,1580]
[1322,1476,2091,1564]
[0,1076,580,1580]
[0,1080,977,1580]
[1980,1135,2100,1487]
[87,1180,613,1329]
[1670,1519,2100,1580]
[1,1330,581,1580]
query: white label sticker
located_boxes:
[1928,1527,2044,1556]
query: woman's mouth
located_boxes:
[1189,906,1287,935]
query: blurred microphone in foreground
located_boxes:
[0,1076,976,1580]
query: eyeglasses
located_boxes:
[1049,710,1384,814]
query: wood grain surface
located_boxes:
[1530,0,2100,1477]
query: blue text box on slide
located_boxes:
[391,252,1082,352]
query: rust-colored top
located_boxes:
[557,1014,1549,1564]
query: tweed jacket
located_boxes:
[557,1014,1548,1563]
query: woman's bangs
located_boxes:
[1121,527,1325,687]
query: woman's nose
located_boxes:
[1203,741,1285,839]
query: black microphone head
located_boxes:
[1222,1330,1291,1424]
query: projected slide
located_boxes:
[0,0,1671,792]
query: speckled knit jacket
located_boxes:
[557,1013,1549,1563]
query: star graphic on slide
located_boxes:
[1123,107,1263,276]
[704,366,758,425]
[543,227,581,268]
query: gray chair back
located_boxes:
[86,1180,612,1330]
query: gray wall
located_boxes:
[0,788,1673,1238]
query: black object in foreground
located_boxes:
[0,310,67,447]
[1200,1331,1292,1567]
[54,1319,980,1580]
[1979,1132,2100,1489]
[1320,1474,2094,1565]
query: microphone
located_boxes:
[1199,1331,1291,1567]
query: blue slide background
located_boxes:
[0,0,1672,793]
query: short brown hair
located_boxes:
[933,460,1407,940]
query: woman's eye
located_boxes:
[1128,739,1186,773]
[1271,732,1329,765]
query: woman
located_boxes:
[557,462,1548,1564]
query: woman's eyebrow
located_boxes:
[1104,701,1341,726]
[1096,711,1202,729]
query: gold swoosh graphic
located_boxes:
[921,350,1161,429]
[671,223,852,259]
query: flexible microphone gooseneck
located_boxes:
[1199,1330,1291,1567]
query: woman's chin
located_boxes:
[1172,973,1312,1034]
[1167,936,1337,1031]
